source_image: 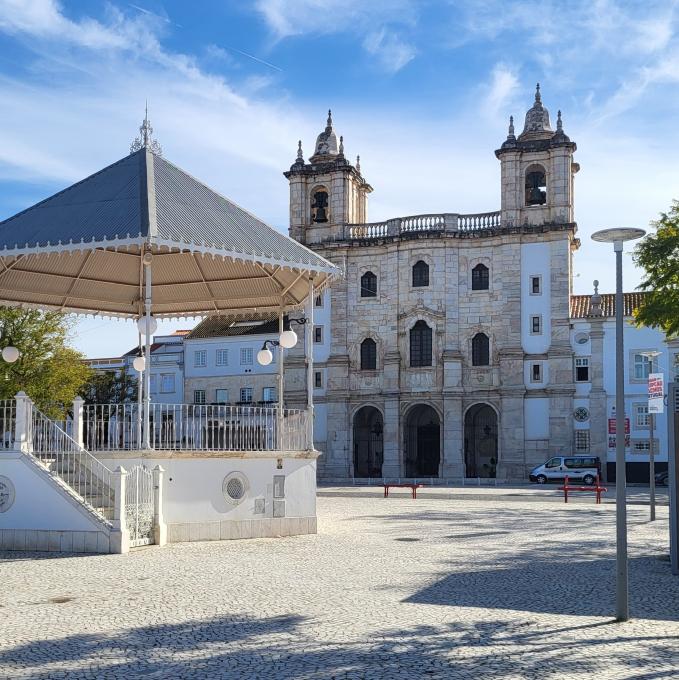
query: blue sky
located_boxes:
[0,0,678,357]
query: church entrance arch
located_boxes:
[404,404,440,477]
[353,406,384,478]
[464,404,498,478]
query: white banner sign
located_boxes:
[648,372,664,414]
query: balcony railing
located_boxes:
[82,403,311,453]
[346,211,501,240]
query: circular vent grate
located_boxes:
[222,472,248,505]
[573,407,590,422]
[226,477,245,500]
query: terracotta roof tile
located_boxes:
[570,292,647,319]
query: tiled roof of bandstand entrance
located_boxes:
[570,292,648,319]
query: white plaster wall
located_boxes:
[313,290,331,363]
[521,242,551,355]
[313,403,328,444]
[97,456,317,522]
[524,398,550,439]
[0,452,103,531]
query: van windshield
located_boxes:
[544,458,561,468]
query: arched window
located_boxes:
[412,260,429,287]
[311,188,329,222]
[360,271,377,298]
[410,321,432,367]
[471,264,489,291]
[525,166,547,206]
[360,338,377,370]
[472,333,490,366]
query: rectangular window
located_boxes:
[633,353,652,380]
[634,403,649,428]
[574,430,590,452]
[194,350,207,367]
[240,348,253,365]
[160,374,175,393]
[531,363,542,382]
[216,349,229,366]
[315,294,323,307]
[575,357,590,382]
[215,389,228,404]
[530,275,542,295]
[194,390,206,405]
[262,387,277,403]
[314,326,323,344]
[240,387,253,403]
[314,370,323,388]
[149,375,157,393]
[530,315,542,334]
[632,440,651,453]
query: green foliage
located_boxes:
[82,368,137,405]
[0,307,91,417]
[633,200,679,337]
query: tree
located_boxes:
[82,368,137,405]
[633,200,679,336]
[0,307,91,418]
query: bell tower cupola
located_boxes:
[495,84,579,228]
[285,110,372,245]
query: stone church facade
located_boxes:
[284,87,582,481]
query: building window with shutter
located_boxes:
[360,271,377,297]
[360,338,377,370]
[194,390,206,405]
[410,321,432,367]
[215,389,228,404]
[262,387,277,403]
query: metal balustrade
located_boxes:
[30,405,115,520]
[347,211,501,239]
[0,399,15,448]
[82,403,311,452]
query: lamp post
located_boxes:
[640,350,661,522]
[592,227,645,622]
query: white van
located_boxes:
[529,456,601,485]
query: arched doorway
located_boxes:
[464,404,498,478]
[353,406,384,477]
[405,405,440,477]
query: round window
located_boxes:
[573,407,590,422]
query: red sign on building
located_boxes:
[608,418,630,435]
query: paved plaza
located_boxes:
[1,488,678,679]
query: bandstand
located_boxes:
[0,118,340,553]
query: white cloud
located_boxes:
[482,63,519,120]
[363,29,416,74]
[255,0,417,72]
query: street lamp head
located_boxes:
[132,356,146,372]
[257,348,273,366]
[136,315,158,337]
[1,346,19,363]
[279,329,298,349]
[591,228,646,245]
[640,350,662,359]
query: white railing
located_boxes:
[83,403,311,452]
[457,211,502,231]
[30,406,115,521]
[0,399,15,449]
[346,211,501,239]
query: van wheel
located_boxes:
[583,474,595,486]
[536,475,547,484]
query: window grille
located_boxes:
[575,357,589,382]
[574,430,590,452]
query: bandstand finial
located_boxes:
[130,102,162,155]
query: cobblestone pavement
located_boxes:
[1,492,678,679]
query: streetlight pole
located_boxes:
[641,350,661,522]
[592,227,645,623]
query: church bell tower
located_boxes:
[495,84,579,228]
[284,110,372,245]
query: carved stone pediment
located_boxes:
[397,302,445,322]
